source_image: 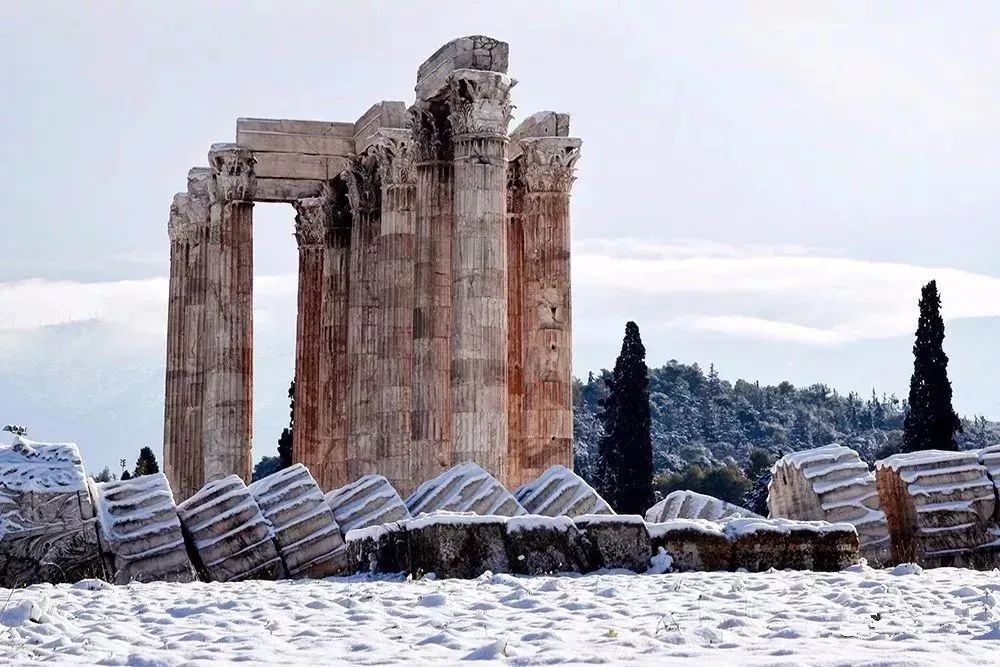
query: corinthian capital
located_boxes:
[168,192,209,243]
[410,99,453,163]
[518,137,582,193]
[343,153,381,216]
[370,129,415,186]
[447,69,514,139]
[292,196,333,248]
[208,143,256,202]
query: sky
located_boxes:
[1,1,998,472]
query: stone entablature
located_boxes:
[162,36,582,501]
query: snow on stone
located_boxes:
[176,475,284,582]
[0,437,102,587]
[506,515,575,534]
[89,473,196,584]
[324,474,410,534]
[404,510,508,531]
[644,518,726,539]
[6,567,1000,664]
[645,489,758,523]
[875,449,996,563]
[249,464,347,578]
[768,444,890,563]
[405,462,526,517]
[513,464,613,517]
[722,517,857,538]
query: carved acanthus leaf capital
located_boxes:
[343,153,381,216]
[447,69,514,139]
[208,143,257,202]
[168,193,209,243]
[410,100,453,163]
[370,130,415,186]
[518,137,582,193]
[292,195,333,248]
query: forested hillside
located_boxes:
[573,360,1000,507]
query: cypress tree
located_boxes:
[277,380,295,469]
[133,446,160,477]
[596,321,654,514]
[903,280,962,452]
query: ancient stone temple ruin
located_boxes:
[162,36,581,501]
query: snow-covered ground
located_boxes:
[2,564,1000,665]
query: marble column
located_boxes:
[505,159,526,485]
[447,69,513,478]
[203,144,256,484]
[371,131,417,494]
[291,194,331,488]
[516,137,581,485]
[344,154,381,481]
[410,99,455,488]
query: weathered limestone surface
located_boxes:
[415,36,509,100]
[203,145,255,485]
[646,520,731,572]
[768,444,891,564]
[646,490,759,523]
[410,97,454,488]
[372,130,417,492]
[176,475,285,582]
[574,514,652,572]
[725,518,859,572]
[248,464,347,578]
[406,462,526,517]
[345,153,382,482]
[514,464,613,517]
[0,438,103,587]
[406,513,509,578]
[510,137,580,485]
[448,69,513,480]
[325,474,410,535]
[345,522,409,574]
[505,515,590,574]
[90,473,197,584]
[876,450,996,565]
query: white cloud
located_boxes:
[573,238,1000,345]
[2,239,998,350]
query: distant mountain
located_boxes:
[572,359,1000,485]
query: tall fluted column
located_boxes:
[505,160,526,485]
[372,131,417,493]
[516,137,581,485]
[411,101,454,487]
[203,145,256,484]
[345,155,381,481]
[164,195,191,497]
[447,69,513,478]
[291,194,331,486]
[322,183,354,490]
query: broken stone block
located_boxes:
[405,513,509,579]
[0,438,103,587]
[769,444,890,565]
[345,522,409,574]
[724,518,789,572]
[876,450,996,565]
[90,473,197,584]
[514,465,613,518]
[416,35,509,100]
[249,464,347,579]
[646,490,759,523]
[646,519,732,572]
[724,518,858,572]
[574,514,651,573]
[176,475,285,582]
[504,515,591,575]
[325,474,410,534]
[406,462,526,517]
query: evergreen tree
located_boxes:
[596,322,654,513]
[277,380,295,469]
[133,446,160,477]
[120,470,132,481]
[903,281,962,452]
[91,466,116,483]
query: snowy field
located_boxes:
[2,564,1000,665]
